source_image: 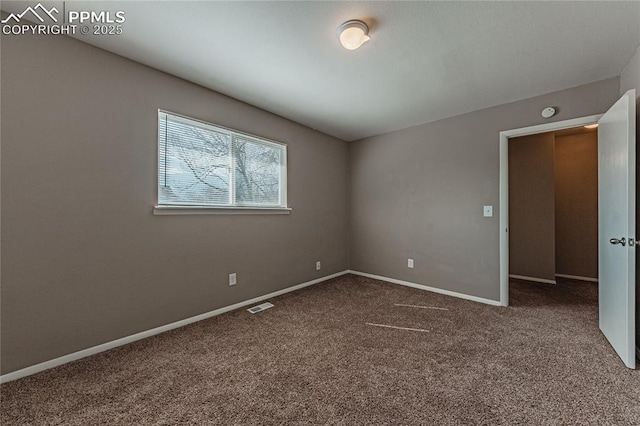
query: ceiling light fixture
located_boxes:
[584,124,598,129]
[338,20,370,50]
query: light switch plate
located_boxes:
[483,205,493,217]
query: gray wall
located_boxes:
[619,44,639,358]
[554,132,598,279]
[1,31,349,374]
[349,78,620,301]
[508,133,556,281]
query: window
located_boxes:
[157,111,287,210]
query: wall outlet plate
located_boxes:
[316,261,321,271]
[408,259,414,268]
[229,273,237,286]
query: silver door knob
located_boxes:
[609,237,627,246]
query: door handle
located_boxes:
[609,237,627,246]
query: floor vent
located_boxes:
[247,302,274,314]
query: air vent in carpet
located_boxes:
[247,302,274,314]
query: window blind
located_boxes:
[158,111,287,208]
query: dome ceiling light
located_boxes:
[338,20,370,50]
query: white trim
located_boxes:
[499,129,509,307]
[499,115,602,139]
[348,270,502,306]
[554,273,598,283]
[509,274,556,285]
[499,114,602,307]
[0,270,349,384]
[153,206,292,215]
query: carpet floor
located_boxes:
[1,274,639,425]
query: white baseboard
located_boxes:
[348,270,502,306]
[0,270,349,384]
[509,274,556,285]
[554,274,598,283]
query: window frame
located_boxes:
[154,110,290,215]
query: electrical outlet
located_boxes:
[408,259,414,268]
[316,261,321,271]
[229,273,237,286]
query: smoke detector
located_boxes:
[541,107,557,118]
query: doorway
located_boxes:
[508,126,598,286]
[498,90,637,369]
[498,115,602,306]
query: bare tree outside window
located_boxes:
[234,136,281,205]
[157,112,286,208]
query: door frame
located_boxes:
[499,114,602,306]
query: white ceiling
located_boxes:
[4,1,640,141]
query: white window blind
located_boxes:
[158,111,287,208]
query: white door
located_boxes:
[598,89,636,369]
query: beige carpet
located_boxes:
[2,274,639,425]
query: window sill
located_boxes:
[153,206,292,215]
